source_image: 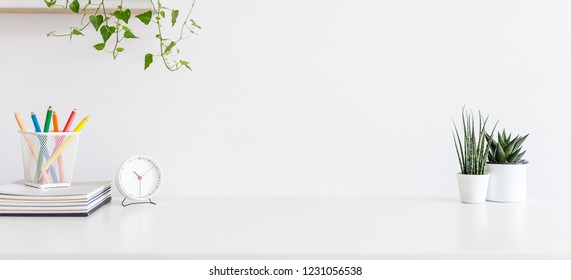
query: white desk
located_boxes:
[1,198,570,259]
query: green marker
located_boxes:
[44,106,53,132]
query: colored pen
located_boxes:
[63,108,77,132]
[31,112,42,132]
[44,106,52,133]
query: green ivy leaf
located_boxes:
[136,11,153,25]
[144,53,153,70]
[89,15,104,31]
[164,41,176,54]
[43,0,56,8]
[190,19,202,29]
[123,31,138,39]
[100,25,116,43]
[71,29,84,36]
[112,11,123,22]
[171,9,179,26]
[112,9,131,24]
[122,25,132,32]
[116,47,125,52]
[160,11,166,18]
[124,9,132,23]
[180,60,192,70]
[70,0,80,13]
[93,43,106,51]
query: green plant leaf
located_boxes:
[44,0,56,8]
[507,147,522,162]
[124,31,138,39]
[164,41,176,54]
[113,9,131,24]
[180,60,192,70]
[116,47,125,52]
[71,29,84,36]
[488,147,496,162]
[504,139,516,156]
[160,11,166,18]
[495,144,506,163]
[513,151,526,163]
[100,25,116,43]
[171,9,179,26]
[93,43,106,51]
[513,134,529,152]
[89,15,104,31]
[112,10,122,20]
[70,0,80,13]
[500,130,507,148]
[122,25,132,32]
[136,11,153,25]
[190,19,202,29]
[144,53,153,70]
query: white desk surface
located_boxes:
[1,198,570,259]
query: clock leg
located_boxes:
[122,197,157,207]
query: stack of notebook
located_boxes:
[0,181,112,217]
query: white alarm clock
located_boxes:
[116,155,163,205]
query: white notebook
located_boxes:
[0,180,112,201]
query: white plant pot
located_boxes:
[457,173,490,204]
[486,162,527,202]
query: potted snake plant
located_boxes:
[453,108,497,204]
[485,130,529,202]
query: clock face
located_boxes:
[116,155,162,201]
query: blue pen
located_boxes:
[31,112,59,184]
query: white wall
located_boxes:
[1,0,571,199]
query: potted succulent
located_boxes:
[485,130,529,202]
[453,108,497,204]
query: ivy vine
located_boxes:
[45,0,201,71]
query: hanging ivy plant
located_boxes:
[45,0,201,71]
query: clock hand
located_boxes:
[141,166,155,177]
[134,171,143,181]
[139,179,142,196]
